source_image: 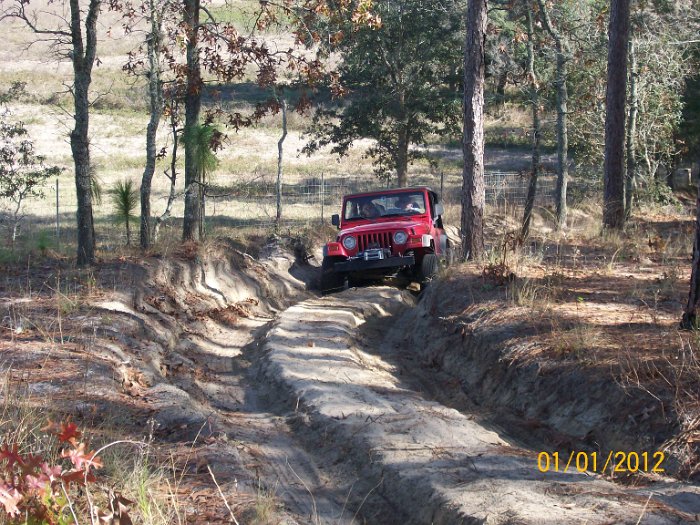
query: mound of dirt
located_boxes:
[84,239,312,433]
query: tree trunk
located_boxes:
[554,48,569,229]
[396,125,409,188]
[668,155,679,190]
[182,0,202,241]
[461,0,487,261]
[70,0,100,266]
[496,72,507,97]
[396,89,409,188]
[625,38,638,218]
[276,96,287,229]
[681,177,700,329]
[603,0,631,230]
[537,0,568,230]
[140,0,163,250]
[153,104,179,243]
[521,1,540,240]
[11,198,22,247]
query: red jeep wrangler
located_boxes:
[321,187,453,292]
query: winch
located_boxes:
[355,248,391,261]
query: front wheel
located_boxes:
[320,257,346,294]
[419,253,439,287]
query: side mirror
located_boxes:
[434,203,444,216]
[331,214,340,227]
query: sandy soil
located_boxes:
[260,287,700,524]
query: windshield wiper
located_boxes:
[345,216,378,222]
[380,213,419,219]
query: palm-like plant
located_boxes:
[110,179,139,245]
[90,166,103,205]
[184,124,219,179]
[184,124,220,237]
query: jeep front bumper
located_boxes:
[333,255,415,273]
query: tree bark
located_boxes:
[70,0,100,266]
[603,0,631,230]
[182,0,202,241]
[537,0,568,230]
[521,0,541,240]
[395,88,409,188]
[625,38,638,218]
[140,0,163,250]
[396,125,409,188]
[11,197,22,247]
[461,0,487,261]
[276,95,287,229]
[153,103,179,243]
[681,177,700,329]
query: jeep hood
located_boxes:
[339,219,430,236]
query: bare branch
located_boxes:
[0,3,72,38]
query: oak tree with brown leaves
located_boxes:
[122,0,351,241]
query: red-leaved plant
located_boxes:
[0,420,104,524]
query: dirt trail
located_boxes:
[261,287,699,524]
[97,242,360,523]
[6,238,699,523]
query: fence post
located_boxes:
[320,172,324,223]
[55,177,60,251]
[440,171,444,199]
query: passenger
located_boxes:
[360,201,381,218]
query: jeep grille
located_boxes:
[357,232,393,253]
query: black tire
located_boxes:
[419,253,439,284]
[347,274,360,289]
[321,257,346,293]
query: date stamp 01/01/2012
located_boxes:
[537,451,666,475]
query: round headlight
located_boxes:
[393,231,408,244]
[342,236,357,250]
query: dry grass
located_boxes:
[506,271,563,310]
[550,321,606,362]
[0,374,56,457]
[240,481,282,525]
[0,372,183,523]
[615,333,700,479]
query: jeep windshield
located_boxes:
[343,192,427,221]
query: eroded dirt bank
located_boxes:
[1,238,361,522]
[388,271,700,484]
[260,286,699,524]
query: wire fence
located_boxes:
[0,172,581,250]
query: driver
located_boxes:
[396,195,418,211]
